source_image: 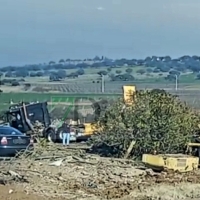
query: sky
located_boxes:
[1,0,200,66]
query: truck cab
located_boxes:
[0,101,94,143]
[1,102,56,140]
[4,102,51,133]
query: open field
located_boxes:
[0,92,119,103]
[1,80,200,105]
[2,72,200,112]
[2,80,200,93]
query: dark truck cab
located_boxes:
[1,101,57,142]
[0,101,90,143]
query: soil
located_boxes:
[1,144,200,200]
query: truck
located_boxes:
[0,101,93,142]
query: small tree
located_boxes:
[57,70,67,79]
[115,70,122,74]
[59,59,65,63]
[76,69,85,75]
[89,90,200,158]
[49,61,55,65]
[136,69,146,75]
[196,74,200,80]
[107,68,112,72]
[11,81,20,86]
[97,71,107,76]
[125,68,133,74]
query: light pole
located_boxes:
[175,74,178,91]
[0,74,1,90]
[101,74,105,93]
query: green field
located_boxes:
[1,67,200,111]
[0,88,200,110]
[0,92,121,112]
[0,92,120,103]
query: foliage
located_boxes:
[153,68,160,73]
[169,70,180,76]
[89,89,200,159]
[107,68,112,72]
[115,70,122,74]
[76,69,85,75]
[97,70,108,76]
[49,70,67,81]
[136,69,146,74]
[110,74,134,81]
[1,55,200,83]
[11,81,20,86]
[125,68,133,73]
[196,73,200,80]
[30,71,44,77]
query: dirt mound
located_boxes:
[0,185,56,200]
[1,144,200,200]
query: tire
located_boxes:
[46,129,56,143]
[76,135,91,142]
[57,127,65,142]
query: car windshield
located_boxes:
[0,127,23,135]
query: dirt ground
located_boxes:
[1,144,200,200]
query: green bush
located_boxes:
[88,89,200,159]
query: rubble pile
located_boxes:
[1,144,200,200]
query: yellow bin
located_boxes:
[142,154,199,172]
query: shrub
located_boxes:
[89,89,200,159]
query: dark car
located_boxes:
[0,126,34,156]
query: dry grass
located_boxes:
[0,85,24,92]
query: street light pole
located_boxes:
[101,74,105,93]
[175,75,178,91]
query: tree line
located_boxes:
[1,55,200,82]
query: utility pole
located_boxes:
[175,75,178,91]
[0,75,1,90]
[101,74,105,93]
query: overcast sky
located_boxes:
[1,0,200,66]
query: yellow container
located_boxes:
[123,85,136,105]
[84,123,96,135]
[142,154,199,172]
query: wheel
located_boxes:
[76,135,91,142]
[57,127,64,140]
[46,129,56,143]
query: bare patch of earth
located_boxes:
[1,144,200,200]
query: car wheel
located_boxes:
[46,129,56,143]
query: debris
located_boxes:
[0,142,200,199]
[49,159,63,167]
[8,170,21,178]
[124,140,136,159]
[9,189,13,194]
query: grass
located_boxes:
[15,71,200,85]
[65,65,147,75]
[0,92,121,104]
[0,66,149,83]
[0,89,200,112]
[2,65,199,85]
[1,66,200,110]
